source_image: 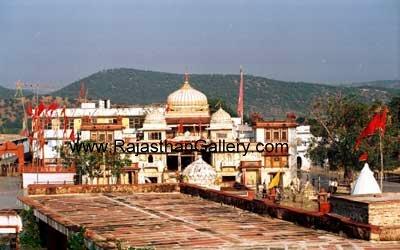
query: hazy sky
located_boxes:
[0,0,399,88]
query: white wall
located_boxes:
[255,128,265,143]
[296,125,314,171]
[0,214,22,233]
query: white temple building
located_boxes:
[28,74,299,189]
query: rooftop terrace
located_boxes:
[19,189,400,249]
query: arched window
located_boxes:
[148,154,154,163]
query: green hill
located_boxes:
[51,68,394,118]
[350,80,400,90]
[0,85,17,99]
[0,68,396,133]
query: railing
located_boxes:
[21,165,76,173]
[33,180,75,185]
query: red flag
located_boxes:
[359,152,368,161]
[237,67,244,121]
[60,106,66,117]
[47,100,59,116]
[377,107,388,133]
[355,108,388,149]
[25,102,33,117]
[61,106,67,135]
[178,120,184,134]
[34,101,46,117]
[69,127,75,141]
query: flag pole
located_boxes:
[379,129,384,191]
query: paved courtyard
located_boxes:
[29,192,400,249]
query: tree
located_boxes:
[68,227,86,250]
[105,146,132,184]
[307,94,399,175]
[59,140,131,184]
[59,141,103,184]
[19,209,42,249]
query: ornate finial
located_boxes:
[184,71,189,83]
[215,99,222,109]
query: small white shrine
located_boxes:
[183,157,217,189]
[351,163,382,195]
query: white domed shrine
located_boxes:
[183,157,217,188]
[209,107,233,130]
[141,109,169,131]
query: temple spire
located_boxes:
[184,71,189,83]
[237,66,244,123]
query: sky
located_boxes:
[0,0,399,89]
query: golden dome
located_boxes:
[167,75,208,112]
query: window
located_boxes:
[149,132,161,140]
[107,133,113,142]
[148,177,158,183]
[222,176,236,182]
[59,119,65,129]
[273,131,280,141]
[58,118,74,129]
[90,132,97,141]
[265,131,271,141]
[90,131,113,142]
[264,157,272,168]
[281,131,287,141]
[44,120,52,130]
[216,132,227,139]
[98,133,106,142]
[148,155,154,163]
[129,117,144,129]
[69,119,74,129]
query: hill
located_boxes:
[51,68,394,118]
[349,80,400,90]
[0,85,17,99]
[1,68,397,133]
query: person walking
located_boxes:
[332,178,338,194]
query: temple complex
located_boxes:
[27,74,299,189]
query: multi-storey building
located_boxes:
[253,115,298,188]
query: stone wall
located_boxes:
[27,183,179,195]
[330,195,400,227]
[369,202,400,227]
[330,197,369,224]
